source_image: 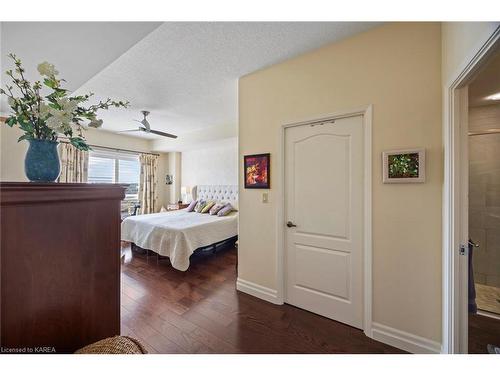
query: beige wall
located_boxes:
[0,125,29,182]
[0,125,171,208]
[239,23,443,342]
[181,137,238,189]
[167,151,182,204]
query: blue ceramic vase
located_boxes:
[24,139,60,182]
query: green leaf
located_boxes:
[19,121,34,133]
[17,134,33,142]
[17,115,30,126]
[69,137,91,151]
[6,116,17,127]
[43,78,56,89]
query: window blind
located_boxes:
[88,148,141,200]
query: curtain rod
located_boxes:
[60,140,160,156]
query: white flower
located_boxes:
[39,103,51,118]
[37,61,59,77]
[40,99,77,132]
[46,108,72,133]
[56,97,69,107]
[88,119,103,128]
[59,123,72,133]
[46,115,62,130]
[56,97,77,114]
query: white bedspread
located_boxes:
[121,210,238,271]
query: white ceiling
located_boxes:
[0,22,161,91]
[1,22,381,151]
[469,48,500,107]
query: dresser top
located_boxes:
[0,182,128,205]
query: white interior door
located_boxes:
[284,115,364,328]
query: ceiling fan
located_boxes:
[120,110,178,138]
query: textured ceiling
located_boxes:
[74,22,381,150]
[0,22,161,91]
[1,22,381,151]
[0,21,161,127]
[469,48,500,107]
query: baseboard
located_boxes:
[236,281,441,353]
[236,278,281,305]
[371,322,442,354]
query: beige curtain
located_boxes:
[58,143,89,183]
[138,153,159,214]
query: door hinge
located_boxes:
[459,244,467,256]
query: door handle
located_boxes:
[286,221,297,228]
[468,239,480,248]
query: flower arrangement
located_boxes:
[0,53,129,150]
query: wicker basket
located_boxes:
[75,336,148,354]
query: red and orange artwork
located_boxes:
[244,153,270,189]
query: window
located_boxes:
[88,149,140,200]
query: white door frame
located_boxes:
[276,105,373,338]
[442,27,500,354]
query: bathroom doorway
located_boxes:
[467,48,500,353]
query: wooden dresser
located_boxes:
[0,182,126,353]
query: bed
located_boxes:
[121,185,238,271]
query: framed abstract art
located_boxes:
[244,153,270,189]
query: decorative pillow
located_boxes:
[186,200,197,212]
[201,201,215,213]
[194,200,206,213]
[160,206,167,213]
[209,202,225,215]
[217,203,233,217]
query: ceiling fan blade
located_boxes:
[149,129,178,138]
[142,119,151,131]
[134,119,151,130]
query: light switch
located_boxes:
[262,192,268,203]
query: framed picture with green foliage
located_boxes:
[382,149,425,183]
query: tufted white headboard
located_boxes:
[192,185,238,209]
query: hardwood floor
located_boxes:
[120,244,405,354]
[469,313,500,354]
